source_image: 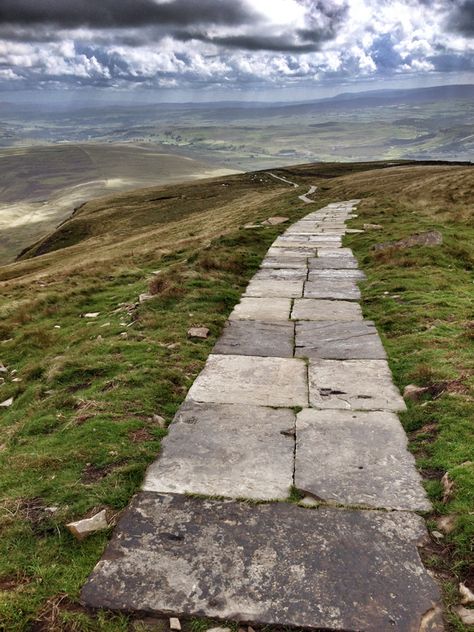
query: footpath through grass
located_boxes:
[345,190,474,632]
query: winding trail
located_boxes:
[82,201,443,631]
[267,171,299,188]
[298,184,318,203]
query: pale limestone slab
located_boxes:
[187,354,308,407]
[295,320,386,359]
[308,359,406,411]
[244,278,304,298]
[267,246,316,257]
[279,234,341,242]
[292,299,363,321]
[213,320,294,357]
[295,409,431,511]
[273,239,322,249]
[253,268,308,281]
[308,269,366,280]
[308,257,359,269]
[142,402,294,500]
[260,258,308,269]
[82,494,441,631]
[230,297,292,321]
[304,279,361,301]
[315,248,354,257]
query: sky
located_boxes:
[0,0,473,102]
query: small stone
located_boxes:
[441,472,454,503]
[207,628,231,632]
[169,617,181,631]
[244,223,261,229]
[120,332,128,338]
[11,378,22,382]
[139,293,154,303]
[0,397,13,407]
[436,514,457,534]
[166,343,180,349]
[300,496,319,507]
[187,327,209,339]
[54,325,61,329]
[96,335,103,342]
[262,216,289,225]
[403,384,430,401]
[44,506,59,514]
[0,363,7,373]
[460,582,474,605]
[363,223,383,230]
[100,322,111,327]
[152,414,166,428]
[66,509,108,540]
[453,605,474,625]
[84,312,100,318]
[431,530,444,540]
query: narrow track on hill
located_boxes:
[82,200,443,631]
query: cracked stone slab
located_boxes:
[213,320,294,357]
[304,279,361,301]
[253,268,308,281]
[295,408,431,511]
[244,278,304,298]
[187,354,308,407]
[267,246,316,257]
[142,403,294,500]
[308,359,406,411]
[260,258,308,269]
[82,493,442,631]
[308,257,359,269]
[315,248,355,257]
[292,299,363,322]
[308,268,366,280]
[229,297,292,321]
[295,321,387,359]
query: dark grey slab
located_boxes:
[295,320,387,359]
[304,279,361,301]
[142,403,294,500]
[295,409,431,511]
[213,320,294,357]
[308,257,359,269]
[82,493,442,632]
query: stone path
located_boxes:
[82,201,443,631]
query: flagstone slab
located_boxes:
[315,248,355,257]
[308,359,406,411]
[279,234,342,242]
[213,320,294,357]
[308,257,359,269]
[244,278,304,298]
[187,354,308,407]
[295,409,431,511]
[253,268,308,281]
[304,279,361,300]
[142,403,294,500]
[308,268,366,280]
[229,297,292,321]
[295,321,387,359]
[291,299,363,321]
[82,493,441,631]
[267,246,316,257]
[260,257,308,269]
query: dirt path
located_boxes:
[82,201,443,631]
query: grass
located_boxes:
[0,160,472,630]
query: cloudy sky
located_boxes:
[0,0,473,101]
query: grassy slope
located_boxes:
[0,162,472,631]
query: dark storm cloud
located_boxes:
[0,0,256,29]
[446,0,474,36]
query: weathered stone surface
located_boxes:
[0,397,13,407]
[373,230,443,252]
[364,223,383,230]
[304,279,361,301]
[295,409,431,511]
[244,278,303,298]
[229,297,292,321]
[267,246,316,257]
[279,234,341,242]
[291,299,363,321]
[82,493,441,631]
[142,403,294,500]
[308,257,359,269]
[188,327,210,339]
[308,268,366,280]
[66,510,108,540]
[314,248,354,258]
[170,617,181,631]
[187,354,308,407]
[253,268,308,281]
[295,321,386,359]
[213,320,294,357]
[403,383,430,401]
[260,257,308,269]
[261,216,289,225]
[308,359,406,411]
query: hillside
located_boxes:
[0,161,473,631]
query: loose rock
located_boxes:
[169,617,181,631]
[441,472,454,503]
[460,582,474,605]
[152,414,166,428]
[262,216,289,225]
[84,312,100,318]
[364,223,383,230]
[188,327,209,339]
[0,397,13,407]
[453,605,474,625]
[207,628,231,632]
[436,514,457,534]
[139,293,154,304]
[373,230,443,252]
[403,384,430,401]
[0,363,7,373]
[66,509,108,540]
